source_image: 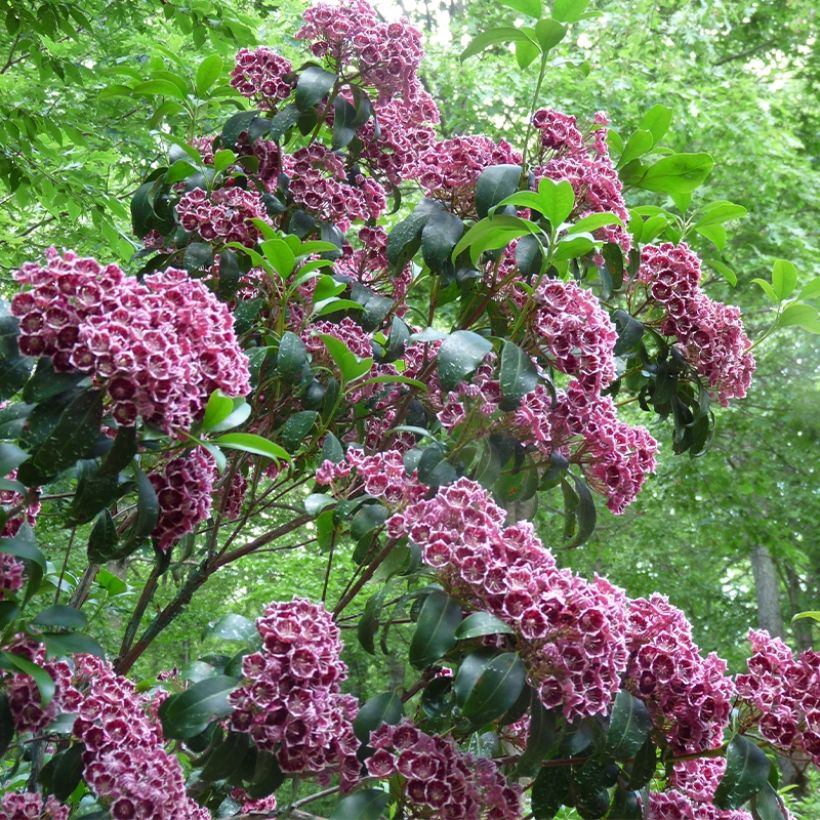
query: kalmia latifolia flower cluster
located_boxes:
[0,792,69,820]
[11,249,250,433]
[148,447,217,551]
[228,597,361,788]
[296,1,423,100]
[366,720,522,819]
[388,478,631,721]
[419,135,522,217]
[176,186,269,245]
[648,758,759,820]
[638,243,755,405]
[736,629,820,765]
[531,108,631,250]
[72,654,210,820]
[230,46,293,107]
[624,594,735,754]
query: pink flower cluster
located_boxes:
[525,278,618,393]
[0,554,24,599]
[297,1,423,100]
[359,93,439,185]
[223,470,248,521]
[624,594,735,754]
[0,470,40,540]
[387,478,631,721]
[72,654,209,820]
[638,243,755,405]
[532,108,630,250]
[736,629,820,765]
[231,47,293,108]
[0,792,68,820]
[3,638,82,734]
[177,186,269,245]
[419,135,522,217]
[284,145,386,230]
[228,597,361,788]
[148,447,216,551]
[11,250,250,434]
[303,316,374,361]
[229,789,277,815]
[316,447,426,507]
[366,720,521,819]
[649,758,759,820]
[554,381,658,513]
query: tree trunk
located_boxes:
[750,544,783,637]
[785,562,814,651]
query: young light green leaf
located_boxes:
[777,303,819,333]
[195,55,223,96]
[552,0,590,23]
[536,177,575,226]
[533,18,567,52]
[771,259,798,300]
[461,27,538,61]
[214,433,291,462]
[498,0,541,17]
[639,153,714,194]
[638,104,673,141]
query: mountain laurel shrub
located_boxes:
[0,1,817,817]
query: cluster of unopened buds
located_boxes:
[228,597,361,788]
[366,720,521,818]
[11,250,249,434]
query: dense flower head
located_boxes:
[359,92,439,184]
[177,185,269,245]
[419,135,522,217]
[389,478,630,721]
[736,629,820,765]
[297,1,423,100]
[284,144,387,229]
[624,594,735,754]
[316,447,426,507]
[228,597,361,788]
[0,792,69,820]
[532,108,630,250]
[639,243,755,405]
[231,47,294,108]
[0,555,24,600]
[0,470,40,540]
[366,720,521,819]
[11,250,250,434]
[648,790,753,820]
[72,654,210,819]
[3,637,82,734]
[149,447,217,551]
[229,789,277,815]
[524,278,618,393]
[224,470,248,521]
[554,381,658,513]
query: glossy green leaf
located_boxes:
[639,152,714,194]
[475,164,522,218]
[714,735,771,809]
[516,692,557,776]
[31,605,87,631]
[498,0,541,17]
[455,612,514,639]
[618,129,654,167]
[533,18,567,51]
[409,590,462,669]
[353,692,403,743]
[159,675,238,740]
[204,614,256,642]
[0,523,45,570]
[438,330,493,392]
[0,442,27,476]
[295,65,335,110]
[638,103,673,141]
[536,177,575,226]
[195,54,222,96]
[777,302,820,333]
[499,340,538,406]
[606,690,652,760]
[0,651,55,705]
[694,200,748,228]
[281,410,319,451]
[43,631,105,658]
[202,390,235,432]
[552,0,590,23]
[214,433,290,462]
[453,650,526,726]
[531,758,571,818]
[771,259,798,300]
[461,27,539,61]
[421,209,464,271]
[750,782,790,820]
